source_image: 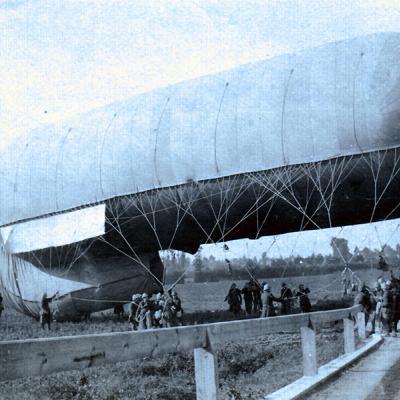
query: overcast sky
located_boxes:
[1,1,400,256]
[1,0,400,148]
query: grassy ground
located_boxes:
[0,269,380,399]
[0,329,349,400]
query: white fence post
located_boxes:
[194,333,219,400]
[301,322,317,376]
[344,316,356,353]
[357,312,366,340]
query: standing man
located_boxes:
[280,282,293,315]
[128,294,141,330]
[135,293,153,330]
[252,280,262,315]
[242,281,253,315]
[224,283,242,315]
[381,281,394,336]
[0,291,4,319]
[170,290,184,326]
[296,284,312,313]
[261,284,281,318]
[40,291,59,330]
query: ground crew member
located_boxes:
[162,294,175,327]
[261,284,281,317]
[170,290,183,326]
[128,294,141,330]
[252,280,262,314]
[341,265,352,295]
[392,285,400,334]
[0,292,3,319]
[354,284,372,331]
[242,281,253,315]
[40,291,59,330]
[296,284,312,313]
[372,282,384,333]
[224,283,242,315]
[381,281,394,336]
[153,292,165,328]
[280,282,293,315]
[135,293,153,330]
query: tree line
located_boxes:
[162,238,400,284]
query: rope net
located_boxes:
[1,147,400,317]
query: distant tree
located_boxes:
[330,237,352,262]
[193,253,204,282]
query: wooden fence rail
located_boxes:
[0,305,363,399]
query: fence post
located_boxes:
[301,322,317,376]
[194,332,218,400]
[344,316,356,353]
[357,312,366,340]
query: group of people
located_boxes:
[225,280,312,318]
[355,271,400,336]
[128,289,183,330]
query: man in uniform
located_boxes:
[0,291,3,319]
[153,292,165,328]
[170,290,183,326]
[128,294,141,330]
[135,293,153,330]
[40,291,59,330]
[252,280,262,315]
[354,284,373,332]
[296,284,312,313]
[280,282,293,315]
[241,281,253,315]
[261,284,281,317]
[224,283,242,315]
[381,281,394,336]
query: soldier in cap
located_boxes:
[261,284,281,318]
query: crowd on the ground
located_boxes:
[4,269,400,336]
[224,279,312,317]
[354,271,400,336]
[128,289,183,330]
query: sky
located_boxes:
[1,0,400,147]
[1,0,400,258]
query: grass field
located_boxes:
[0,268,386,399]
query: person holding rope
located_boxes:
[252,279,262,314]
[242,281,254,315]
[170,289,183,326]
[225,283,242,315]
[296,284,312,313]
[261,284,281,317]
[280,283,293,315]
[153,292,165,328]
[135,293,154,330]
[40,291,59,330]
[128,294,141,330]
[0,291,4,319]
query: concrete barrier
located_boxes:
[0,305,364,399]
